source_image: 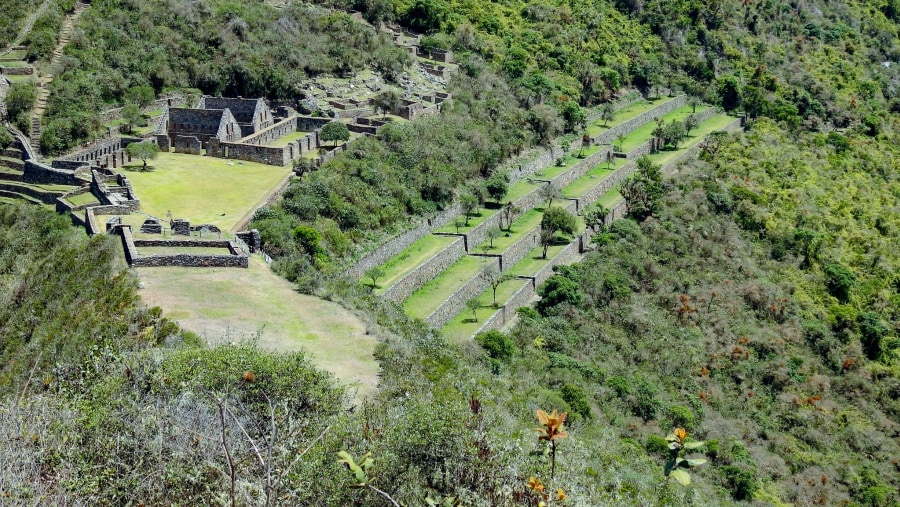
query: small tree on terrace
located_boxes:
[684,114,699,136]
[485,170,510,203]
[540,183,563,207]
[502,201,520,232]
[126,141,160,171]
[321,121,350,147]
[600,102,615,126]
[486,227,501,248]
[372,89,401,119]
[481,266,514,307]
[121,103,144,133]
[365,266,386,289]
[461,193,479,226]
[620,155,664,221]
[539,207,577,258]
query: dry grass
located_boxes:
[137,255,380,399]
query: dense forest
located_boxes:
[2,0,899,505]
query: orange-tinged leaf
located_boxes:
[536,409,550,425]
[557,488,568,501]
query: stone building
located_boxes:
[156,97,275,151]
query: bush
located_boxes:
[825,262,856,302]
[667,405,696,430]
[475,330,516,362]
[645,434,669,455]
[560,382,591,419]
[720,465,759,500]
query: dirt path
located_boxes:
[0,0,51,57]
[30,1,89,149]
[137,256,381,400]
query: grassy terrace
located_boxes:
[266,131,308,148]
[586,96,671,138]
[562,158,625,198]
[403,254,494,319]
[5,75,35,84]
[440,242,571,341]
[64,192,100,206]
[2,50,27,59]
[372,233,457,292]
[474,208,543,253]
[0,61,29,68]
[2,181,74,192]
[121,151,291,231]
[618,104,699,153]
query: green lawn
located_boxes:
[137,255,379,399]
[441,277,530,342]
[267,130,309,148]
[120,151,291,231]
[586,96,671,137]
[618,104,698,153]
[373,234,457,291]
[475,208,543,253]
[506,179,539,202]
[2,50,27,59]
[562,159,624,198]
[434,206,499,234]
[0,61,30,68]
[403,255,494,319]
[596,188,624,209]
[65,192,100,206]
[5,74,36,85]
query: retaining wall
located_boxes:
[425,256,501,328]
[592,95,687,146]
[500,228,540,272]
[0,182,65,204]
[381,236,466,303]
[23,160,77,185]
[0,66,33,75]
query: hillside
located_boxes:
[1,0,899,505]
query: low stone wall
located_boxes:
[592,95,687,146]
[132,253,248,268]
[23,161,77,185]
[425,256,501,328]
[575,159,636,211]
[382,236,466,302]
[239,115,299,146]
[0,66,33,75]
[133,239,232,249]
[500,228,540,272]
[85,208,101,236]
[0,182,65,204]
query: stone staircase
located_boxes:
[30,2,89,150]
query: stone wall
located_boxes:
[381,236,466,303]
[133,239,232,248]
[23,160,77,185]
[85,207,101,236]
[500,228,540,272]
[239,116,299,146]
[0,66,33,75]
[119,236,249,268]
[585,91,643,123]
[592,95,688,146]
[0,182,65,204]
[173,135,202,155]
[425,256,501,328]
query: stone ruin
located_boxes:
[140,218,162,234]
[171,219,191,236]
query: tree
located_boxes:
[600,102,615,126]
[485,170,509,203]
[620,155,663,221]
[664,120,687,149]
[486,227,501,248]
[365,266,385,289]
[582,204,610,232]
[372,90,401,119]
[688,96,700,113]
[501,201,520,232]
[126,141,160,171]
[539,207,577,258]
[481,266,513,307]
[717,75,742,112]
[124,85,156,108]
[528,104,563,146]
[465,297,480,322]
[321,121,350,147]
[540,183,563,207]
[460,193,479,226]
[560,101,585,133]
[401,0,449,33]
[615,133,626,152]
[683,114,699,136]
[121,103,143,133]
[6,83,37,126]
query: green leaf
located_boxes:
[668,442,680,450]
[670,468,691,485]
[683,441,705,450]
[684,458,707,467]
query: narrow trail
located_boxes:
[30,1,89,151]
[0,0,51,57]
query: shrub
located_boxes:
[824,262,856,302]
[720,465,759,500]
[668,405,696,430]
[645,434,669,455]
[475,330,516,362]
[560,382,591,419]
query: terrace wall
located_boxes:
[592,95,687,146]
[425,256,501,328]
[381,236,466,303]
